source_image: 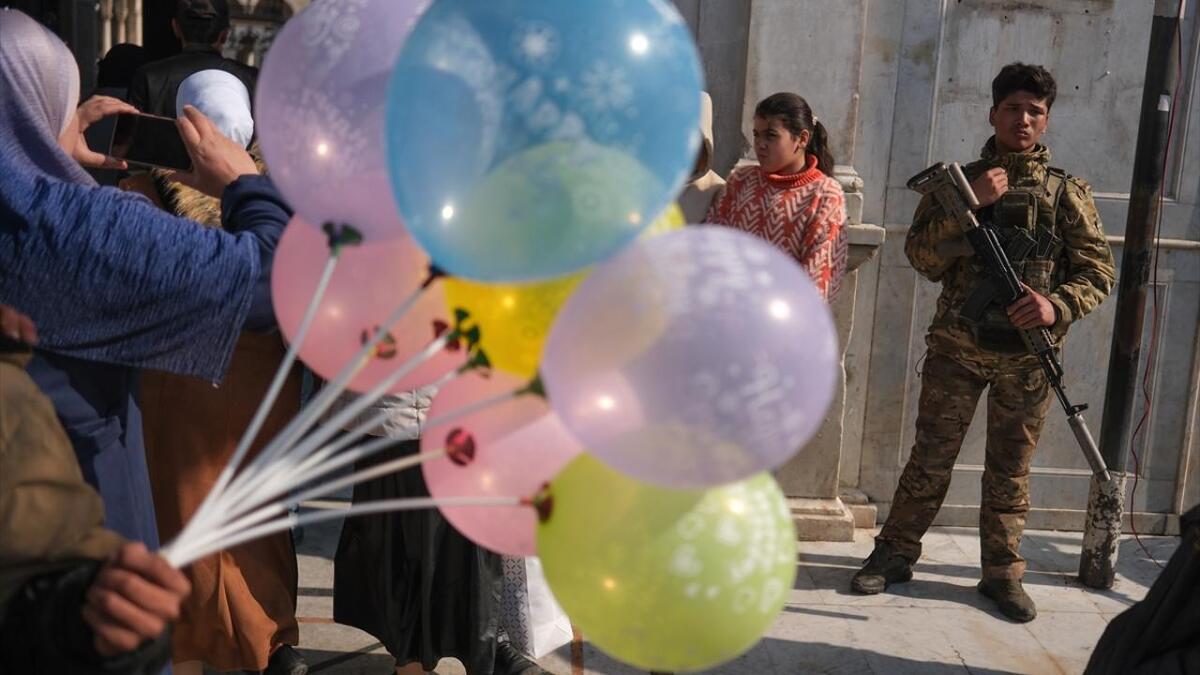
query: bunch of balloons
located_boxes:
[168,0,841,671]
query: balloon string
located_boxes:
[168,364,525,560]
[167,495,519,568]
[167,446,449,563]
[213,358,522,540]
[181,250,342,544]
[422,381,530,427]
[280,367,462,488]
[212,333,485,528]
[244,375,528,522]
[221,276,438,500]
[190,268,443,534]
[241,372,532,526]
[187,356,512,549]
[197,328,454,530]
[166,359,537,563]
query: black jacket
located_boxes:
[1085,504,1200,674]
[0,562,171,675]
[127,47,257,118]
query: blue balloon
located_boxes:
[386,0,704,282]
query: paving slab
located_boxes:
[276,506,1179,675]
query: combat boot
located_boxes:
[977,578,1037,622]
[850,541,913,594]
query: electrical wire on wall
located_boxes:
[1126,0,1188,568]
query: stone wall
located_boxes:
[739,0,1200,533]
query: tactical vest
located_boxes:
[965,167,1068,352]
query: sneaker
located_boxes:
[263,645,308,675]
[494,640,550,675]
[977,578,1037,623]
[850,541,914,594]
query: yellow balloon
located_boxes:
[444,204,684,378]
[641,201,685,238]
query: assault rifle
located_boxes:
[907,162,1111,481]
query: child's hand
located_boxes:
[80,542,191,657]
[0,305,37,345]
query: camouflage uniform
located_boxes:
[877,138,1116,580]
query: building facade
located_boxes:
[6,0,1195,534]
[696,0,1199,535]
[1,0,308,92]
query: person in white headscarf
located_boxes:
[126,69,307,675]
[175,69,254,149]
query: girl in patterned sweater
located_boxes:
[707,92,849,300]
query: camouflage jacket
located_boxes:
[905,138,1116,357]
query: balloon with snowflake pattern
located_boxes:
[385,0,704,281]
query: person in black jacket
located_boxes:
[127,0,256,118]
[1085,504,1200,674]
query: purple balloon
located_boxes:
[541,226,839,489]
[256,0,428,240]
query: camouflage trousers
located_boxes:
[878,349,1053,580]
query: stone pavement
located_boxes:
[284,498,1178,675]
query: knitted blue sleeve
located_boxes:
[0,171,284,383]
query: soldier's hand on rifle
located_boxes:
[1006,283,1057,329]
[971,167,1008,207]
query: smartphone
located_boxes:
[109,112,193,171]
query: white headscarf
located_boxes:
[175,69,254,148]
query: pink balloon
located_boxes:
[422,371,580,556]
[257,0,429,240]
[271,217,465,393]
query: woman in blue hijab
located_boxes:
[0,8,291,550]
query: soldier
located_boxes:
[851,63,1116,622]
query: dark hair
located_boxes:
[754,92,835,176]
[992,62,1057,110]
[176,0,230,46]
[97,43,149,88]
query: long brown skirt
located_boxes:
[142,332,301,671]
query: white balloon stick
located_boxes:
[180,252,340,544]
[200,329,451,529]
[175,447,448,560]
[167,495,522,568]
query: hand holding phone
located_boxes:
[167,105,259,198]
[109,111,194,172]
[61,95,138,170]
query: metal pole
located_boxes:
[1079,0,1184,589]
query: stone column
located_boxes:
[127,0,143,46]
[742,0,880,541]
[113,0,127,44]
[772,167,884,540]
[742,0,867,165]
[98,0,114,55]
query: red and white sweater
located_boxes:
[706,155,849,301]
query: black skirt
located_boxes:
[333,439,501,674]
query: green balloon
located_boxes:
[456,140,665,281]
[537,455,796,672]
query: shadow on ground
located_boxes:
[546,637,1027,675]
